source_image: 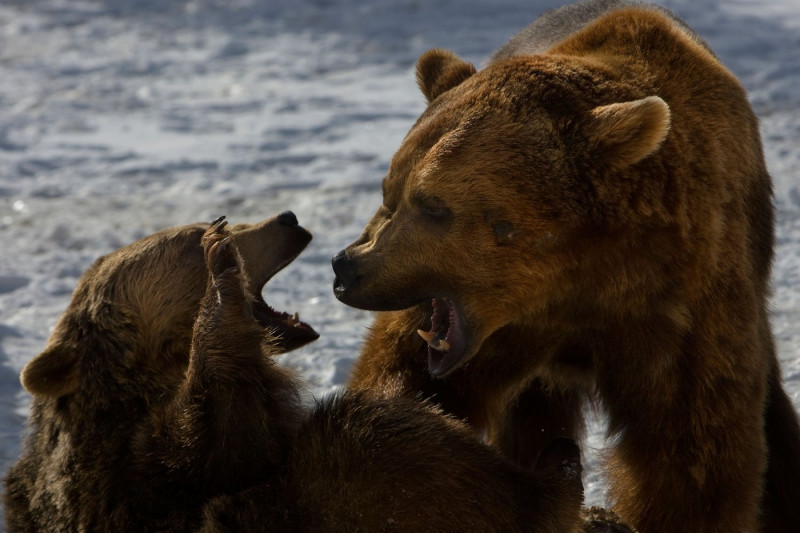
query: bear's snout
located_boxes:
[277,210,299,227]
[332,249,360,299]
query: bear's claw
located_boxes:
[201,217,242,282]
[210,215,227,229]
[205,236,239,277]
[202,227,249,315]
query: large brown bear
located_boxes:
[332,0,800,531]
[4,215,590,532]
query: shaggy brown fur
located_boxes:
[201,400,586,533]
[4,215,319,531]
[332,1,800,531]
[5,216,592,532]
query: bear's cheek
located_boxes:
[457,239,576,322]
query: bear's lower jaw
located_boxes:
[252,296,319,352]
[417,297,469,376]
[427,345,470,377]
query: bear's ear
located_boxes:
[584,96,671,170]
[416,49,477,103]
[20,341,80,398]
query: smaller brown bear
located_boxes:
[5,215,591,532]
[4,214,320,531]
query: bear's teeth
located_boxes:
[417,329,435,343]
[417,329,450,352]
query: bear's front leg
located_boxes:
[136,218,301,501]
[604,359,767,533]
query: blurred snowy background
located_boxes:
[1,0,799,520]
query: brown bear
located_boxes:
[4,215,591,532]
[331,0,800,531]
[4,214,320,531]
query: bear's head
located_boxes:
[333,49,673,376]
[22,213,318,399]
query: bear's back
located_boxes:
[492,0,709,61]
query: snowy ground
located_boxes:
[1,0,799,521]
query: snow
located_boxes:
[1,0,798,522]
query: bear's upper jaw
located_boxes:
[417,297,468,376]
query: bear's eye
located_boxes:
[381,177,401,215]
[493,221,517,244]
[378,204,394,219]
[415,193,450,220]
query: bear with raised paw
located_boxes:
[6,215,595,532]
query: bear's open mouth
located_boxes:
[241,221,319,352]
[207,215,319,352]
[417,297,468,376]
[252,294,318,352]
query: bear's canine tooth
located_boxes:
[417,329,436,344]
[417,329,450,352]
[283,312,301,326]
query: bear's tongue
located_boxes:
[417,298,467,376]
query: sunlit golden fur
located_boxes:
[341,1,800,531]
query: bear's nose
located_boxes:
[277,211,299,227]
[332,250,359,295]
